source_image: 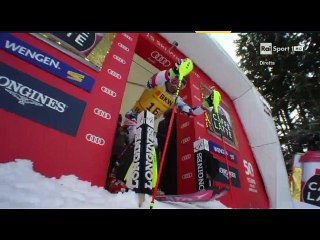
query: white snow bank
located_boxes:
[0,159,228,209]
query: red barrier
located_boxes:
[0,33,138,187]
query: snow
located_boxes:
[0,159,228,209]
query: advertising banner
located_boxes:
[0,33,95,92]
[215,162,241,188]
[51,33,103,56]
[302,174,320,207]
[126,110,155,194]
[0,62,86,136]
[32,33,114,71]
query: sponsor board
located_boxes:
[208,140,237,163]
[127,111,154,193]
[50,32,103,56]
[211,108,235,143]
[0,62,86,136]
[215,162,241,188]
[194,151,210,190]
[0,33,95,92]
[302,174,320,207]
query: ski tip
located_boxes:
[211,188,229,200]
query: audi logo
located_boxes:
[191,71,200,78]
[121,33,133,41]
[196,121,204,128]
[118,42,129,52]
[150,51,171,67]
[194,96,201,102]
[85,134,105,146]
[181,154,191,161]
[181,137,191,144]
[113,54,126,64]
[180,121,190,129]
[192,84,199,90]
[107,69,122,79]
[101,86,117,97]
[94,108,111,120]
[182,173,192,180]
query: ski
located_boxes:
[155,187,229,203]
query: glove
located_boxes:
[202,91,214,109]
[172,59,184,75]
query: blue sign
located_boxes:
[0,33,95,92]
[0,62,86,136]
[215,162,241,188]
[208,140,238,163]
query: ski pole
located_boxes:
[213,90,235,208]
[150,59,193,209]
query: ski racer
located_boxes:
[106,58,218,193]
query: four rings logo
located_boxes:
[181,137,191,144]
[196,121,204,128]
[121,33,133,41]
[85,133,105,146]
[181,154,191,161]
[194,95,201,102]
[117,42,129,52]
[107,69,122,79]
[113,54,126,64]
[101,86,117,97]
[192,84,199,90]
[150,51,171,67]
[191,71,200,78]
[180,121,190,129]
[94,108,111,120]
[182,172,192,180]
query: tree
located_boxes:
[235,33,320,173]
